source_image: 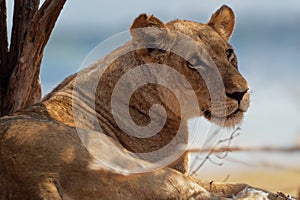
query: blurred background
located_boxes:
[6,0,300,195]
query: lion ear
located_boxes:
[130,14,170,50]
[208,5,235,41]
[130,14,166,31]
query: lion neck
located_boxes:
[42,42,198,137]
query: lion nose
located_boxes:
[226,90,248,102]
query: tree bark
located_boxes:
[0,0,66,116]
[0,0,8,115]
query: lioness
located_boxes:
[0,5,252,199]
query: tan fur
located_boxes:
[0,5,255,199]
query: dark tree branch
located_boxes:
[9,0,40,75]
[0,0,8,115]
[0,0,8,71]
[2,0,67,115]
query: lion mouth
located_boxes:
[203,108,243,126]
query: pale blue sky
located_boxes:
[60,1,299,24]
[6,1,300,32]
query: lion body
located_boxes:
[0,5,254,199]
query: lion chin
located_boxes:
[203,108,245,128]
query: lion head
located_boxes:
[130,5,250,128]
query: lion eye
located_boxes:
[187,56,208,69]
[187,61,195,68]
[226,48,236,66]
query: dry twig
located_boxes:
[189,127,241,175]
[188,145,300,154]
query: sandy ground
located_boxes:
[200,169,300,197]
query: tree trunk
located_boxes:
[0,0,66,117]
[0,0,9,115]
